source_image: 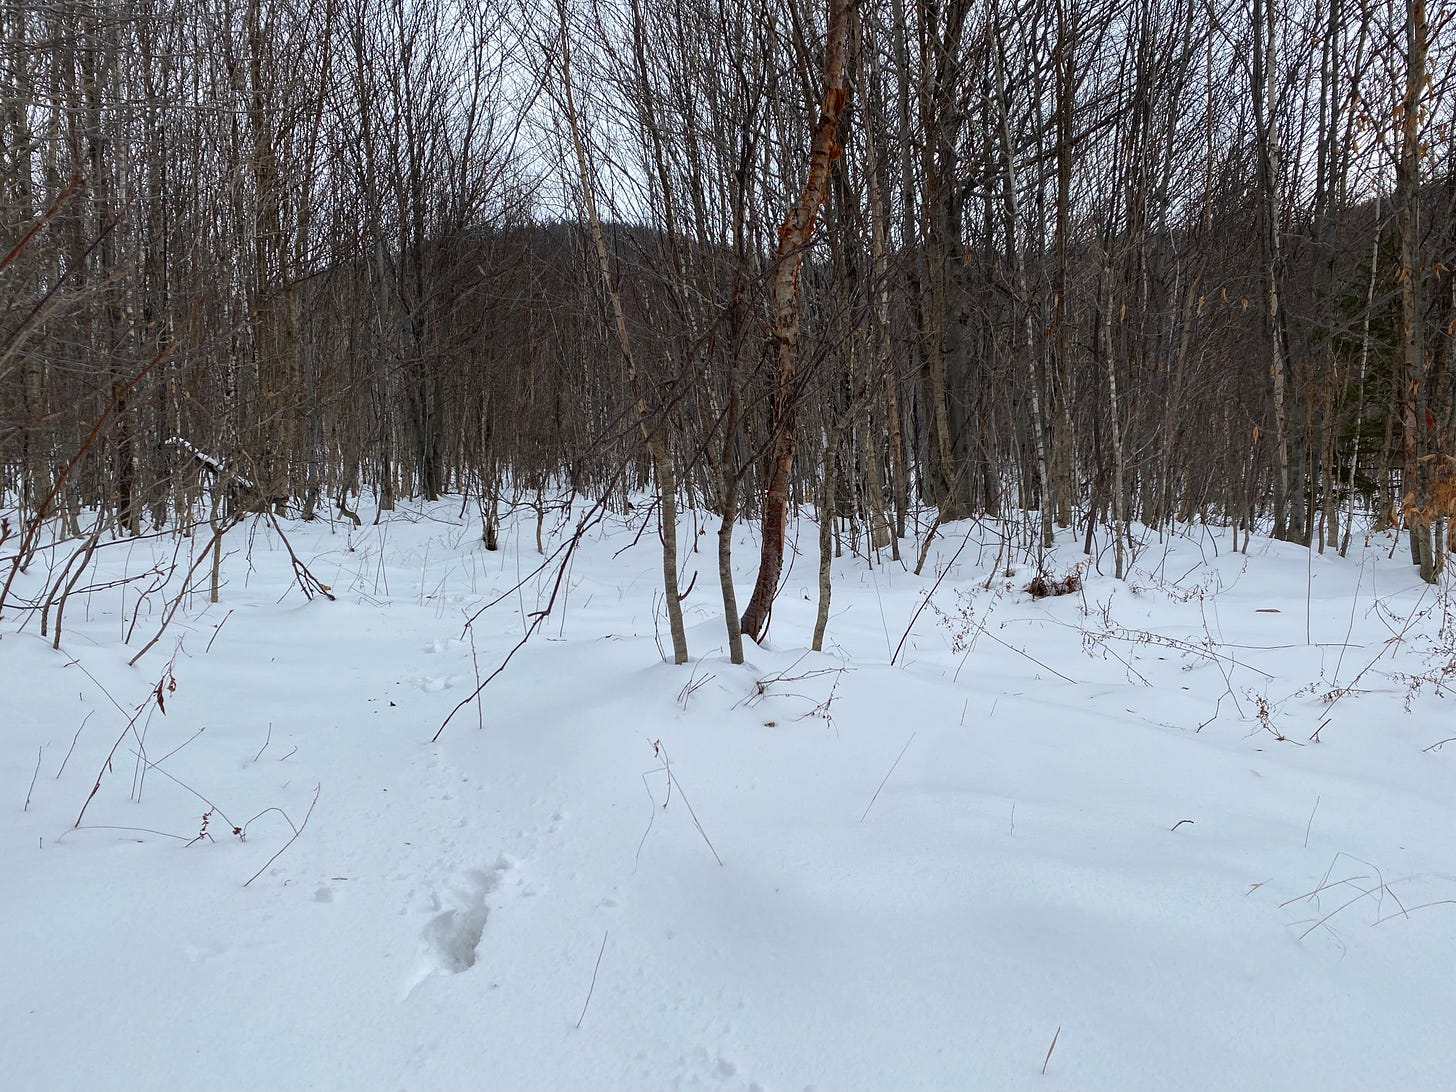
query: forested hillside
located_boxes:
[4,0,1454,633]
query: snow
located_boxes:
[3,501,1454,1090]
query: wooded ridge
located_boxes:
[3,0,1453,643]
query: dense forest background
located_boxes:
[2,0,1454,654]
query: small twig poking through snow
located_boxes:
[465,620,484,730]
[980,627,1079,685]
[1303,796,1320,848]
[1295,884,1386,941]
[435,496,615,742]
[153,726,206,766]
[1322,584,1432,710]
[253,723,272,763]
[1372,899,1456,925]
[242,806,299,838]
[55,711,90,779]
[74,655,177,828]
[1424,736,1456,753]
[1041,1025,1061,1075]
[60,823,190,843]
[64,654,130,718]
[1279,850,1424,942]
[204,609,233,654]
[861,732,916,822]
[676,661,715,710]
[634,771,659,872]
[651,590,668,662]
[125,746,239,835]
[575,930,608,1030]
[1170,819,1194,831]
[243,784,320,887]
[24,745,42,811]
[795,665,846,733]
[650,741,724,867]
[1282,855,1368,911]
[893,525,976,665]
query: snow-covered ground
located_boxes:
[3,499,1454,1090]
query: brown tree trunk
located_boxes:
[1398,0,1436,581]
[739,0,850,644]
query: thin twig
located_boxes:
[1303,795,1320,848]
[1372,899,1456,925]
[242,805,299,838]
[661,756,724,867]
[892,525,976,665]
[435,497,615,741]
[74,664,170,829]
[979,628,1079,685]
[466,621,484,731]
[205,609,233,653]
[154,726,206,767]
[59,823,191,842]
[1042,1026,1061,1075]
[55,710,91,779]
[861,731,916,822]
[244,784,320,887]
[1279,873,1370,909]
[24,746,42,811]
[1298,885,1382,940]
[575,930,609,1030]
[130,515,241,666]
[124,747,238,833]
[634,769,661,873]
[63,656,129,717]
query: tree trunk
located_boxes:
[739,0,850,643]
[557,0,689,661]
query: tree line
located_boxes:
[2,0,1454,652]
